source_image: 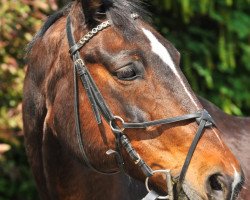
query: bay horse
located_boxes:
[23,0,245,199]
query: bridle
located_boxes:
[66,15,215,200]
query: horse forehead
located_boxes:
[91,29,128,54]
[142,28,176,72]
[141,28,200,108]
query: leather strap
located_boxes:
[120,135,153,177]
[123,112,202,129]
[176,110,214,192]
[67,16,119,175]
[75,59,102,123]
[69,43,82,56]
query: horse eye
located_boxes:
[115,65,138,81]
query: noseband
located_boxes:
[66,15,215,200]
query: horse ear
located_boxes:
[80,0,110,24]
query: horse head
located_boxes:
[24,0,244,199]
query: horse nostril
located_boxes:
[206,173,231,199]
[209,174,223,191]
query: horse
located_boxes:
[22,0,245,199]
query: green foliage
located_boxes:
[150,0,250,115]
[0,0,54,129]
[0,0,249,199]
[0,137,38,200]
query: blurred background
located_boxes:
[0,0,249,199]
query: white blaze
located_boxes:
[231,168,242,200]
[142,28,199,108]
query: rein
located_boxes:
[66,16,215,200]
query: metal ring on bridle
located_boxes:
[110,116,125,133]
[145,169,172,199]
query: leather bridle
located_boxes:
[66,15,215,200]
